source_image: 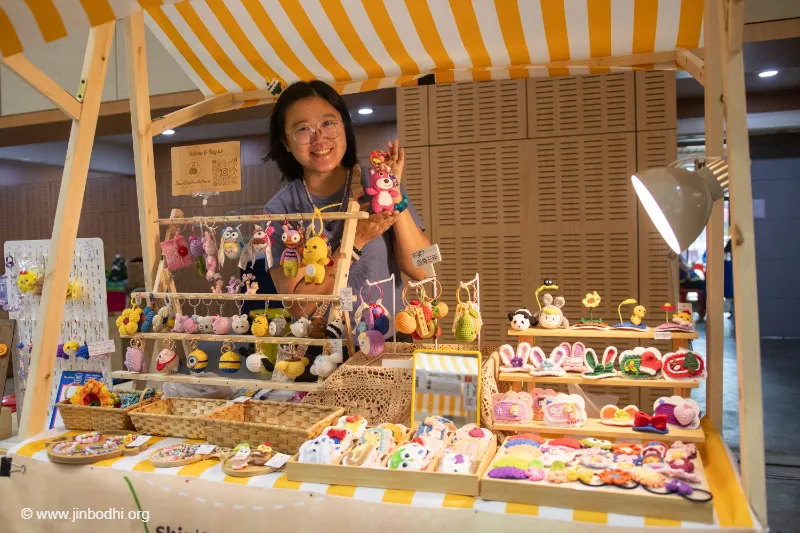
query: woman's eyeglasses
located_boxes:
[290,119,343,145]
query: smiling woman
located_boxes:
[261,81,430,364]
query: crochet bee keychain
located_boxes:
[302,209,333,285]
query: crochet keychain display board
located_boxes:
[3,238,111,427]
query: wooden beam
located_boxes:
[1,54,82,121]
[543,50,677,69]
[150,93,234,136]
[727,0,746,53]
[718,0,768,525]
[125,12,160,291]
[744,18,800,42]
[332,200,361,358]
[703,0,726,435]
[17,22,115,439]
[676,49,705,86]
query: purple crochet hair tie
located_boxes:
[504,439,541,448]
[488,467,527,480]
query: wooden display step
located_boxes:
[131,292,354,302]
[110,371,319,392]
[121,333,330,346]
[508,328,698,340]
[498,372,699,389]
[158,211,368,225]
[492,418,705,443]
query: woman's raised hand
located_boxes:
[386,139,405,183]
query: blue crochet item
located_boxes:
[504,439,541,449]
[138,306,156,332]
[75,343,90,359]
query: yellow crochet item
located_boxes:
[0,344,7,357]
[219,350,241,373]
[116,306,142,335]
[17,271,39,294]
[275,356,309,379]
[251,315,269,337]
[301,235,330,285]
[69,378,117,407]
[491,457,531,470]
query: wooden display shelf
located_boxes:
[158,211,368,225]
[131,292,355,302]
[110,371,320,392]
[480,437,713,524]
[120,333,330,346]
[498,372,699,389]
[508,328,698,340]
[492,418,705,443]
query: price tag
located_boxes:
[677,303,693,315]
[127,435,151,448]
[195,444,217,455]
[411,244,442,268]
[87,339,115,357]
[232,396,250,403]
[654,330,672,340]
[330,339,343,354]
[463,379,478,411]
[265,453,291,469]
[339,288,353,312]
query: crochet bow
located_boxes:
[634,411,668,431]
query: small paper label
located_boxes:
[127,435,151,448]
[195,444,216,455]
[463,380,478,411]
[411,244,442,268]
[339,288,353,312]
[87,339,115,357]
[265,453,291,469]
[677,303,693,315]
[330,339,343,354]
[232,396,250,403]
[654,331,672,340]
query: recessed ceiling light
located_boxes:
[758,70,778,78]
[357,107,373,115]
[162,129,176,135]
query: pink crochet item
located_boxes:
[212,316,232,335]
[160,234,193,271]
[125,346,146,372]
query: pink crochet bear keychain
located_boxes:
[366,150,400,214]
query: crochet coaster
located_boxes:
[541,394,587,428]
[632,412,669,434]
[562,342,589,373]
[492,392,534,424]
[582,347,618,379]
[599,404,638,426]
[663,349,707,381]
[498,342,533,372]
[529,345,568,377]
[619,347,663,379]
[653,396,701,429]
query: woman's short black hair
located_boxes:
[266,80,357,181]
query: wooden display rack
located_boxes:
[7,1,767,527]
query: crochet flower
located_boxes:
[631,467,665,488]
[566,465,595,483]
[117,307,142,335]
[582,291,601,308]
[598,469,633,486]
[138,306,156,332]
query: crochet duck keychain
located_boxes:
[302,208,334,285]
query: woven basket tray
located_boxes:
[200,401,344,454]
[129,397,229,439]
[57,391,162,431]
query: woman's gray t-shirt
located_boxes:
[263,172,424,317]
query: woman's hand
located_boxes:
[354,206,397,249]
[386,139,405,183]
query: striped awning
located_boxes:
[1,1,705,97]
[415,352,479,376]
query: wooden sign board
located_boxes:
[171,141,242,196]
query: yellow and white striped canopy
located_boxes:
[1,0,705,97]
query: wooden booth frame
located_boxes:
[3,0,766,527]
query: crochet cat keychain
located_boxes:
[302,208,333,285]
[279,217,304,278]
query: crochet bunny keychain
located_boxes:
[202,226,221,281]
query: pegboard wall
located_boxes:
[3,238,110,425]
[397,71,677,346]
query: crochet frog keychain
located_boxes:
[302,209,333,285]
[280,218,304,278]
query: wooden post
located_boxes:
[703,0,726,432]
[717,0,768,525]
[18,23,115,438]
[125,11,160,290]
[332,200,361,357]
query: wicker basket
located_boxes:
[200,400,344,453]
[129,397,229,439]
[57,391,162,431]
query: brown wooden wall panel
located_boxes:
[635,71,677,131]
[397,86,428,147]
[402,147,430,233]
[636,129,678,326]
[527,72,635,138]
[429,80,526,145]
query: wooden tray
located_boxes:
[221,459,279,478]
[286,431,497,496]
[147,444,228,468]
[480,438,714,524]
[46,431,149,465]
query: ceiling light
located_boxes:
[758,70,778,78]
[162,129,176,135]
[632,158,729,253]
[357,107,373,115]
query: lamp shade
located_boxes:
[632,159,728,253]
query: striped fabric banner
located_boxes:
[0,0,705,96]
